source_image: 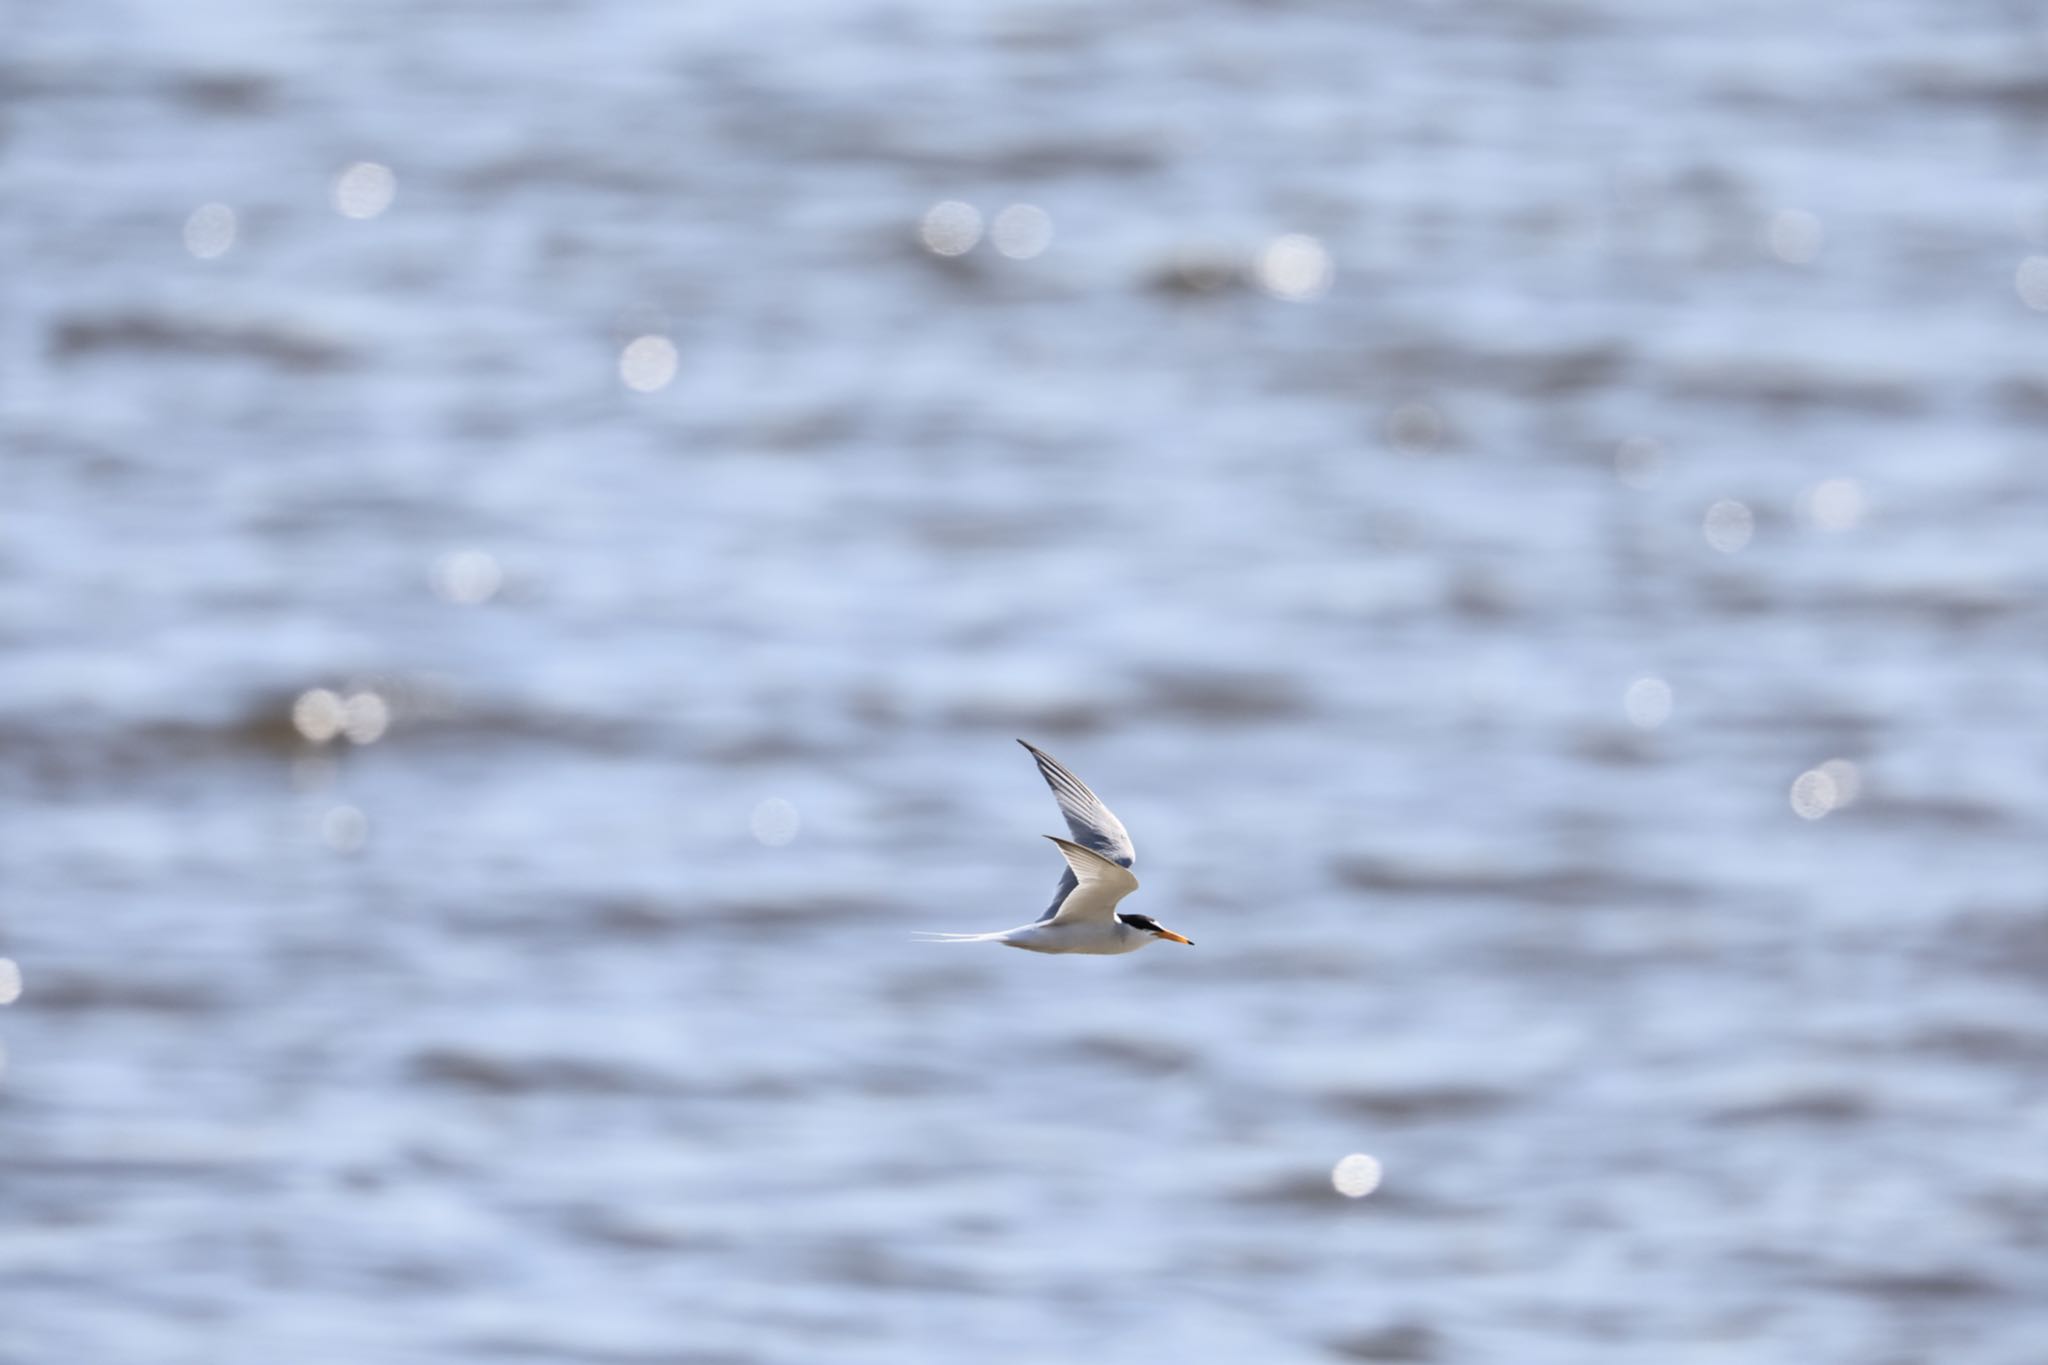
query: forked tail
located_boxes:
[910,930,1012,943]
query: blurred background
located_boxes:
[5,2,2048,1362]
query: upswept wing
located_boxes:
[1040,836,1141,927]
[1017,740,1137,922]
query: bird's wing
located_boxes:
[1018,740,1135,922]
[1040,835,1140,926]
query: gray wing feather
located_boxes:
[1035,865,1080,923]
[1018,740,1136,922]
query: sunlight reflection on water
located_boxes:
[1332,1153,1383,1198]
[332,162,397,219]
[11,2,2048,1361]
[182,202,236,259]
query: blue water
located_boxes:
[6,2,2048,1361]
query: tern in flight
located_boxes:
[916,740,1194,954]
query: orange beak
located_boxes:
[1154,928,1194,945]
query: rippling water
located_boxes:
[8,3,2048,1362]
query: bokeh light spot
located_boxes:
[620,335,678,393]
[1624,676,1674,729]
[292,688,345,744]
[919,201,983,257]
[1256,233,1333,301]
[432,549,503,605]
[0,958,22,1006]
[332,161,397,219]
[1332,1153,1383,1198]
[2017,257,2048,311]
[322,804,370,853]
[1790,769,1838,820]
[341,692,389,746]
[1767,209,1823,265]
[1615,436,1662,489]
[1808,478,1866,531]
[990,203,1053,259]
[750,798,801,847]
[182,202,237,259]
[1703,500,1754,553]
[1817,758,1862,807]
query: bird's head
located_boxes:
[1116,912,1193,946]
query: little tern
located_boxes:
[915,740,1194,954]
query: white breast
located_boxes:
[1002,920,1147,955]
